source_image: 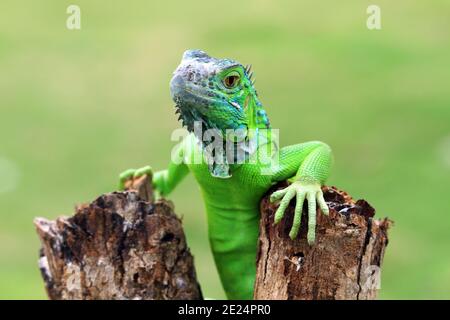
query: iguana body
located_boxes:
[120,50,333,299]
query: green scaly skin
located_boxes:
[119,50,333,299]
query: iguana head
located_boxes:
[170,49,270,136]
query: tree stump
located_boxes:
[34,175,202,300]
[254,184,391,300]
[35,174,391,300]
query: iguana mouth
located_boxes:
[172,94,216,134]
[171,74,226,135]
[172,74,252,178]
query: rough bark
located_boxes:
[254,183,391,300]
[34,175,202,300]
[35,172,391,300]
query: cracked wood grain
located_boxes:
[254,184,391,300]
[34,175,202,300]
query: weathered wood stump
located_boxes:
[34,175,202,300]
[35,174,391,300]
[254,184,391,300]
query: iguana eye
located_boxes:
[223,72,240,89]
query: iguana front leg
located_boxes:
[270,141,333,244]
[118,141,189,197]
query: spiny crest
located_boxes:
[255,102,270,129]
[244,65,267,129]
[245,64,256,85]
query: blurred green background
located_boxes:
[1,0,449,299]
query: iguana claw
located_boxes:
[118,165,153,190]
[270,180,329,245]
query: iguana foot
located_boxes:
[118,165,152,190]
[270,180,329,245]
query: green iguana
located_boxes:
[119,50,333,299]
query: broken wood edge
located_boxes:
[34,174,202,300]
[254,184,392,300]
